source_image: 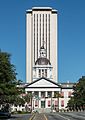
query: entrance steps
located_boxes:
[34,108,51,113]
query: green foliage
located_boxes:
[0,50,24,105]
[54,91,61,98]
[68,76,85,111]
[24,92,33,103]
[0,51,16,83]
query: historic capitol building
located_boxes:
[23,7,74,113]
[12,7,74,112]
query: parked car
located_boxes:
[0,111,11,118]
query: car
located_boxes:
[0,111,11,118]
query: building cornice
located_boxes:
[26,7,57,14]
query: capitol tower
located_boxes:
[26,7,58,83]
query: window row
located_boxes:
[39,69,47,77]
[27,91,72,98]
[28,100,64,107]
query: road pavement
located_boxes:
[2,112,85,120]
[33,113,46,120]
[45,112,85,120]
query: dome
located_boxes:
[35,58,51,65]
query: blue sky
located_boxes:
[0,0,85,83]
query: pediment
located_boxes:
[26,78,61,88]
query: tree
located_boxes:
[54,91,61,112]
[67,76,85,111]
[24,92,33,112]
[24,93,32,104]
[0,50,24,108]
[67,97,75,111]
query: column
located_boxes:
[52,91,54,97]
[39,91,41,108]
[45,91,48,98]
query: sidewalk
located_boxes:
[33,113,46,120]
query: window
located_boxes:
[45,69,47,77]
[22,104,24,107]
[14,104,17,107]
[19,104,21,107]
[35,100,38,107]
[48,100,51,107]
[43,14,44,46]
[42,69,44,77]
[41,91,45,98]
[68,92,72,98]
[34,14,35,62]
[41,101,45,108]
[40,14,41,47]
[55,100,58,107]
[39,69,41,77]
[34,91,39,96]
[46,14,47,57]
[37,14,38,58]
[48,91,52,97]
[49,14,50,60]
[61,100,64,107]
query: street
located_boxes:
[1,112,85,120]
[45,112,85,120]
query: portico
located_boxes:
[25,77,61,112]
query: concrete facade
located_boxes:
[25,78,74,112]
[25,7,74,113]
[26,7,58,83]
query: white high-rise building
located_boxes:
[24,7,74,113]
[10,7,74,113]
[26,7,58,83]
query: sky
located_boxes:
[0,0,85,83]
